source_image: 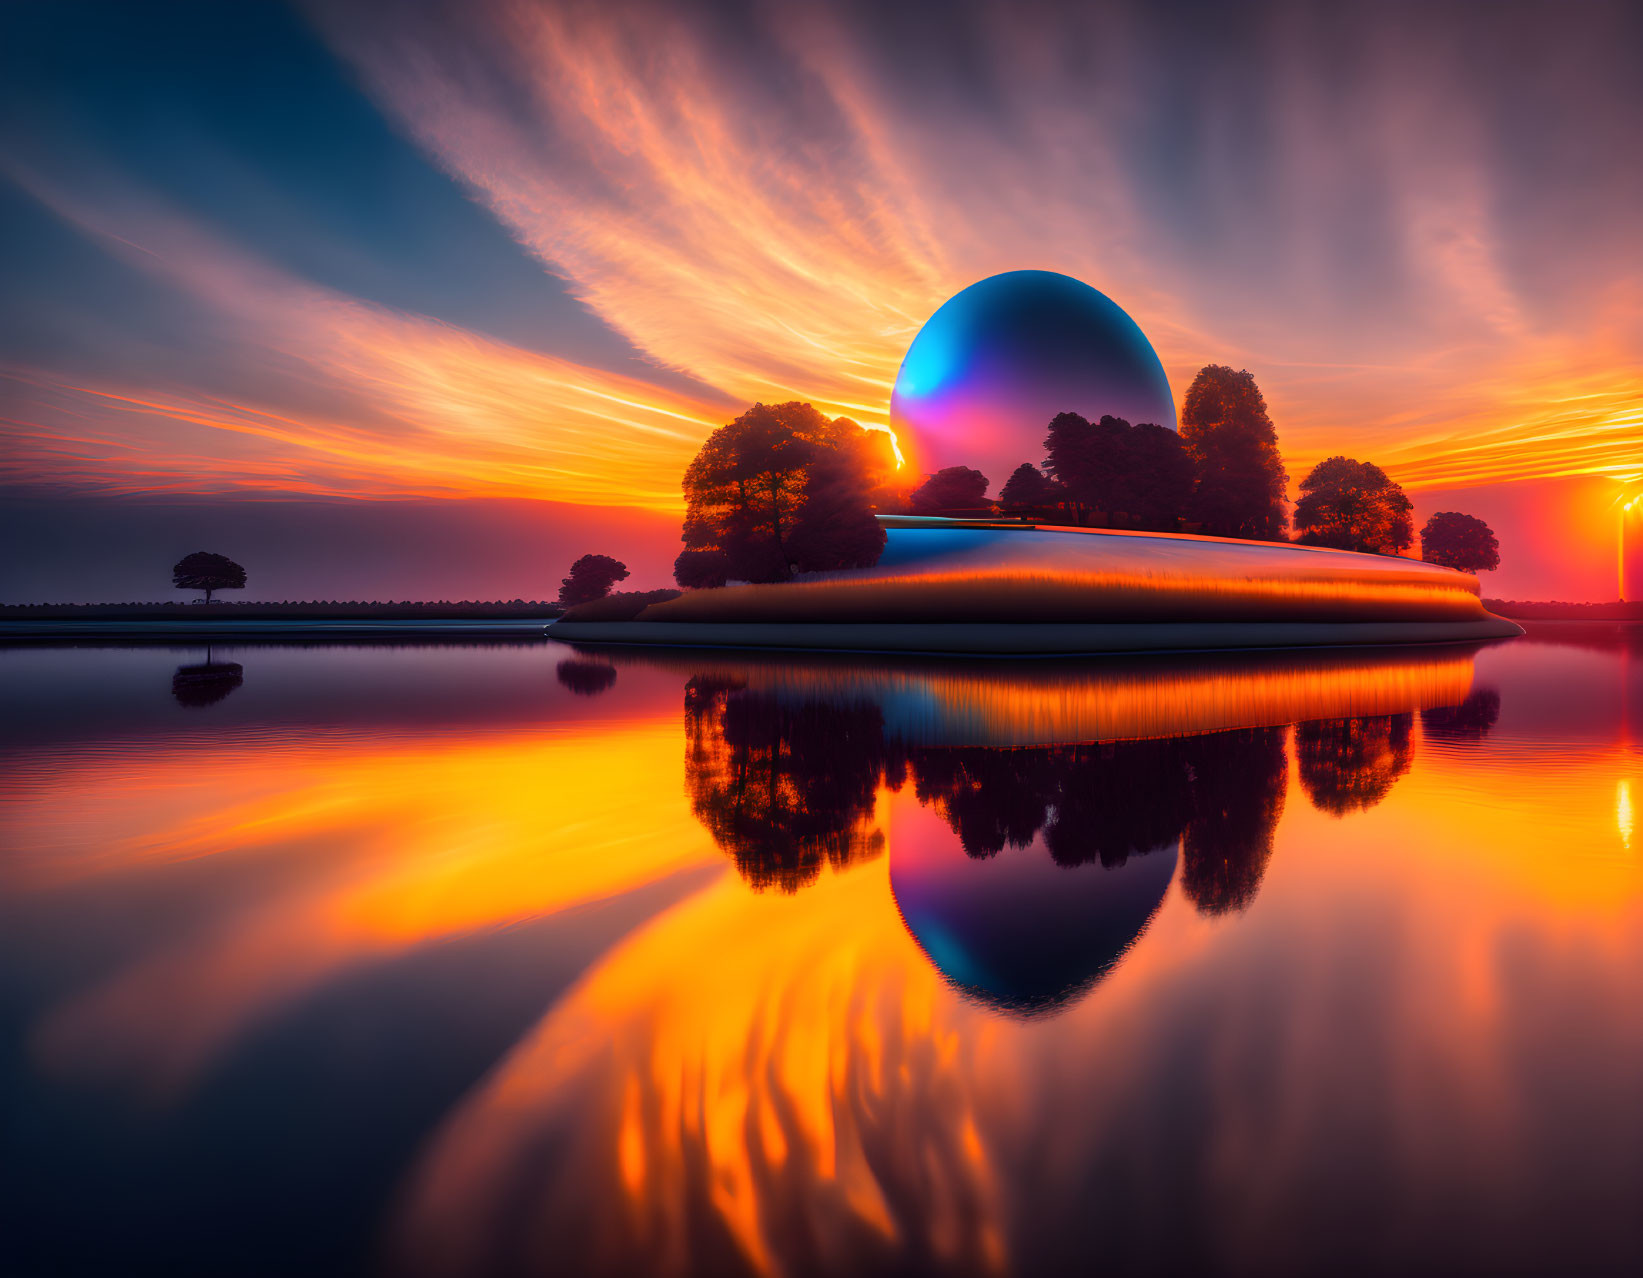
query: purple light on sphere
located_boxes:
[891,270,1177,495]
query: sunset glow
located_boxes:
[3,0,1641,560]
[7,8,1643,1274]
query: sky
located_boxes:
[2,0,1640,602]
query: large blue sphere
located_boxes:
[891,270,1176,494]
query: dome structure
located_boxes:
[891,270,1176,494]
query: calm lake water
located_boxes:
[2,627,1640,1277]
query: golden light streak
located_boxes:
[390,843,1009,1278]
[18,718,722,1098]
[389,721,1643,1276]
[11,641,1643,1271]
[1621,490,1643,601]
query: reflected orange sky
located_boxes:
[2,638,1639,1273]
[15,719,722,1098]
[383,653,1640,1276]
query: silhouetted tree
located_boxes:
[1042,411,1115,523]
[1297,713,1413,815]
[1043,414,1192,531]
[673,548,733,589]
[1293,456,1414,554]
[786,416,891,570]
[678,403,813,585]
[1178,727,1288,914]
[1421,687,1501,743]
[1421,511,1500,572]
[1041,411,1089,517]
[557,554,629,606]
[556,657,617,696]
[998,463,1058,514]
[1178,366,1288,539]
[684,681,887,892]
[1114,422,1195,532]
[675,402,888,586]
[909,465,991,514]
[172,551,246,603]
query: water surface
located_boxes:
[2,627,1640,1276]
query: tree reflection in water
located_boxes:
[903,746,1065,858]
[1179,726,1288,914]
[1043,739,1198,869]
[171,652,244,707]
[555,656,618,696]
[1297,712,1414,815]
[684,678,887,893]
[680,648,1506,1014]
[1421,686,1502,742]
[905,739,1200,869]
[345,644,1524,1276]
[684,673,1302,1014]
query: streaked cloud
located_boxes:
[314,0,1643,488]
[1,169,724,508]
[2,0,1640,521]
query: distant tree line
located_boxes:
[3,600,564,619]
[1481,599,1642,621]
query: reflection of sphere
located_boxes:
[891,270,1176,494]
[888,794,1176,1017]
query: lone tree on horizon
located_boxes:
[1293,456,1414,555]
[1420,511,1500,573]
[558,553,630,606]
[1178,366,1288,540]
[172,551,246,604]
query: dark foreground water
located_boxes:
[2,627,1640,1277]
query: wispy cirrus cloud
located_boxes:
[1,168,726,508]
[313,0,1643,488]
[3,0,1641,519]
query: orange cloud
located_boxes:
[310,0,955,434]
[4,2,1640,508]
[2,171,726,508]
[313,0,1643,493]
